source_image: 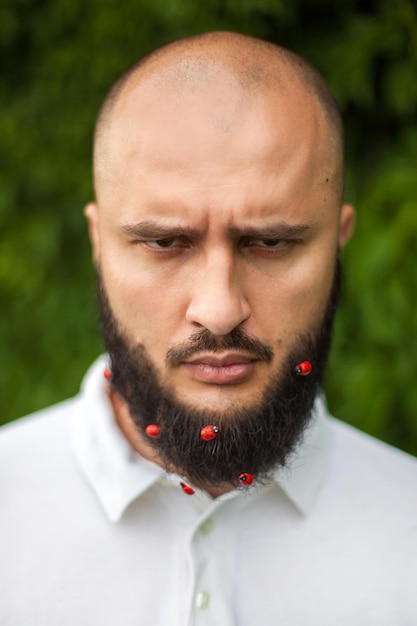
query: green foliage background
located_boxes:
[1,0,416,455]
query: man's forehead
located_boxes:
[93,32,343,203]
[114,61,249,138]
[104,61,321,175]
[102,33,314,157]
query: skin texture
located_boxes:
[85,32,355,495]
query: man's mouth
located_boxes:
[183,352,259,384]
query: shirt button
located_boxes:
[195,590,211,610]
[199,518,213,535]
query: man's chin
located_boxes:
[167,383,268,419]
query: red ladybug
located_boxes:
[294,361,313,376]
[180,482,195,495]
[200,425,219,441]
[145,424,161,438]
[103,367,112,381]
[238,473,254,486]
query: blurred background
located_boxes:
[1,0,416,455]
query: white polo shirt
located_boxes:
[1,356,417,625]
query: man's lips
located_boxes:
[183,352,259,384]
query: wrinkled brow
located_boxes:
[120,220,312,239]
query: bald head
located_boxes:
[93,31,344,201]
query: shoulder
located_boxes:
[0,398,78,450]
[0,355,107,459]
[323,416,417,517]
[0,397,81,488]
[329,416,417,476]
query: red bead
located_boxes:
[295,361,313,376]
[180,481,195,495]
[103,367,112,381]
[238,473,254,486]
[145,424,161,438]
[200,425,219,441]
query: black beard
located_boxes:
[97,259,340,489]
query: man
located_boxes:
[1,31,416,625]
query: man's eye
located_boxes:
[147,238,181,249]
[246,238,288,249]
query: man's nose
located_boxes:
[185,250,251,336]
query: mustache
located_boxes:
[165,327,274,366]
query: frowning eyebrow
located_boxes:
[229,222,312,239]
[120,220,313,240]
[121,222,200,239]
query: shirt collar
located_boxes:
[72,355,165,522]
[72,356,332,522]
[270,395,332,515]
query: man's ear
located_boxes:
[84,202,100,261]
[339,203,355,248]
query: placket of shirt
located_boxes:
[168,485,240,626]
